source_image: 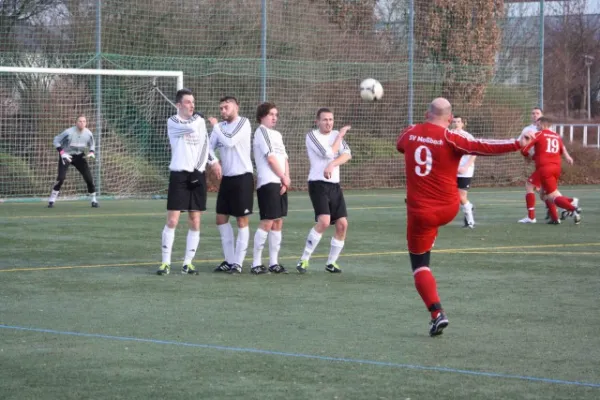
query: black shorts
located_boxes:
[167,170,207,211]
[216,172,254,217]
[257,183,288,220]
[308,181,347,224]
[457,177,472,190]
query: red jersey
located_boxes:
[397,122,520,209]
[521,129,563,169]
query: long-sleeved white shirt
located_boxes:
[253,125,288,189]
[306,129,351,183]
[53,127,95,155]
[210,116,253,177]
[167,114,214,172]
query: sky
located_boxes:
[506,1,600,17]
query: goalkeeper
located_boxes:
[48,115,98,208]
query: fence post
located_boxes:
[95,0,102,196]
[261,0,267,102]
[408,0,414,125]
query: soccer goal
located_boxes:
[0,66,184,201]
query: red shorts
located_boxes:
[406,203,459,254]
[538,165,561,193]
[527,171,541,190]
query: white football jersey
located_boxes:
[253,125,288,189]
[454,129,476,178]
[519,124,538,157]
[210,117,253,177]
[167,114,213,172]
[306,129,351,183]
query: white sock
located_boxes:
[49,190,59,203]
[234,226,250,266]
[161,226,175,265]
[301,228,322,261]
[269,230,282,266]
[463,201,474,225]
[217,223,235,264]
[252,228,269,267]
[327,237,345,265]
[183,229,200,265]
[90,192,97,202]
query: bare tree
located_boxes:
[415,0,505,106]
[544,0,600,118]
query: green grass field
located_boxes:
[1,187,600,400]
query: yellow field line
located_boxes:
[1,242,598,272]
[1,200,572,220]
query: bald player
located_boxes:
[397,98,525,336]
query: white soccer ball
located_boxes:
[360,78,384,102]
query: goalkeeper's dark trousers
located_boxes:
[53,154,96,193]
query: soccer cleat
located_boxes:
[156,263,170,275]
[48,202,54,208]
[296,259,309,274]
[547,219,561,225]
[182,264,198,275]
[325,262,342,273]
[573,208,582,225]
[518,217,536,224]
[429,312,449,337]
[214,261,231,272]
[91,202,99,208]
[269,264,288,274]
[560,198,580,220]
[251,265,268,275]
[228,263,242,274]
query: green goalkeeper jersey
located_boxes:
[53,127,96,155]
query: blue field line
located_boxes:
[1,324,599,389]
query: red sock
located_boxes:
[545,200,558,221]
[413,267,441,318]
[554,196,576,211]
[526,193,536,219]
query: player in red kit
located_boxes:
[520,117,581,224]
[397,98,525,336]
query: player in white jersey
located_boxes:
[451,116,476,228]
[208,96,254,274]
[251,102,291,275]
[48,115,98,208]
[296,108,352,274]
[157,88,221,276]
[517,107,573,223]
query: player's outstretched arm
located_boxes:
[446,130,521,156]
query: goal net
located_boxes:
[0,67,183,200]
[0,0,542,199]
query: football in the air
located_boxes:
[360,78,384,101]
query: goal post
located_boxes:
[0,66,184,201]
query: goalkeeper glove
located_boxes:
[60,152,72,163]
[87,152,96,161]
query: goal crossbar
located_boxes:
[0,67,184,90]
